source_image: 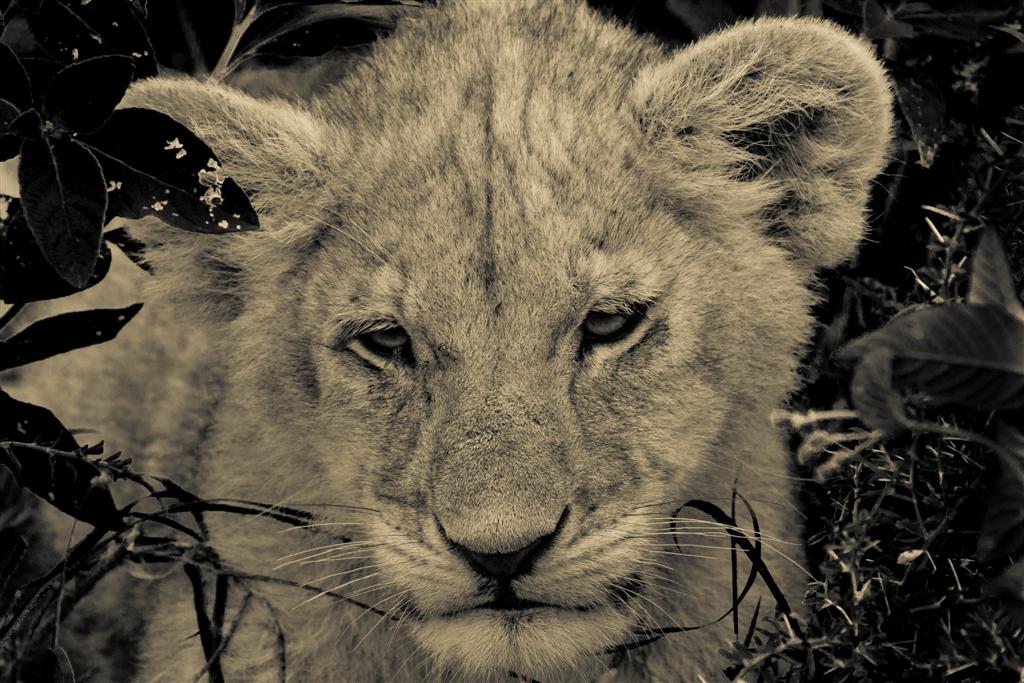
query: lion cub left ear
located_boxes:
[633,17,894,269]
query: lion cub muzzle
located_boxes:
[427,371,574,582]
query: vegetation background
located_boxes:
[2,0,1024,681]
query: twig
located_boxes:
[211,6,257,80]
[184,564,225,683]
[0,303,24,334]
[190,592,253,683]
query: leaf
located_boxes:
[988,558,1024,627]
[0,197,112,303]
[846,346,910,433]
[18,136,107,288]
[0,534,27,600]
[0,42,31,111]
[0,303,142,371]
[895,78,946,169]
[862,0,915,40]
[0,389,123,530]
[977,422,1024,563]
[0,99,21,162]
[6,108,43,141]
[236,2,419,63]
[18,56,63,105]
[840,304,1024,416]
[43,55,134,134]
[81,108,259,233]
[0,98,20,129]
[19,0,158,78]
[968,230,1024,323]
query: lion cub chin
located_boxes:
[16,0,891,680]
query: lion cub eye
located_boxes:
[355,326,414,364]
[581,307,645,346]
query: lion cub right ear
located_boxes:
[122,76,334,218]
[117,77,335,322]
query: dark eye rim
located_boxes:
[355,326,415,365]
[580,304,648,347]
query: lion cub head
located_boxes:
[125,1,890,678]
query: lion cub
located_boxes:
[17,1,891,680]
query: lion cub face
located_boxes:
[129,1,891,678]
[300,110,737,673]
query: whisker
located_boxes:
[292,571,383,609]
[350,588,416,649]
[301,563,393,589]
[615,584,686,635]
[281,521,373,532]
[647,549,718,561]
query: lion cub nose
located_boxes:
[452,533,554,582]
[442,507,569,582]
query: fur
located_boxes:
[8,1,893,680]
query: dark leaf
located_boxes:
[0,389,123,530]
[236,2,418,63]
[19,0,158,78]
[18,136,107,288]
[104,225,152,272]
[18,56,63,105]
[978,422,1024,562]
[909,12,1010,41]
[0,98,19,128]
[0,42,31,110]
[0,99,20,161]
[840,304,1024,415]
[14,649,61,683]
[81,108,259,233]
[43,55,134,134]
[987,559,1024,628]
[0,533,27,600]
[895,78,946,169]
[862,0,915,40]
[968,230,1024,322]
[845,347,909,433]
[7,107,43,140]
[0,303,142,370]
[0,197,112,303]
[0,389,78,451]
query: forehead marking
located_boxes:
[475,69,499,304]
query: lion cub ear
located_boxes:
[633,17,894,269]
[122,76,332,214]
[116,77,335,322]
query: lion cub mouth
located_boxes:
[447,590,590,615]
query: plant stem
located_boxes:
[0,303,24,335]
[211,6,257,81]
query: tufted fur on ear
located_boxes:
[117,77,337,322]
[633,17,894,269]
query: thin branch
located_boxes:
[0,303,25,335]
[211,6,257,80]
